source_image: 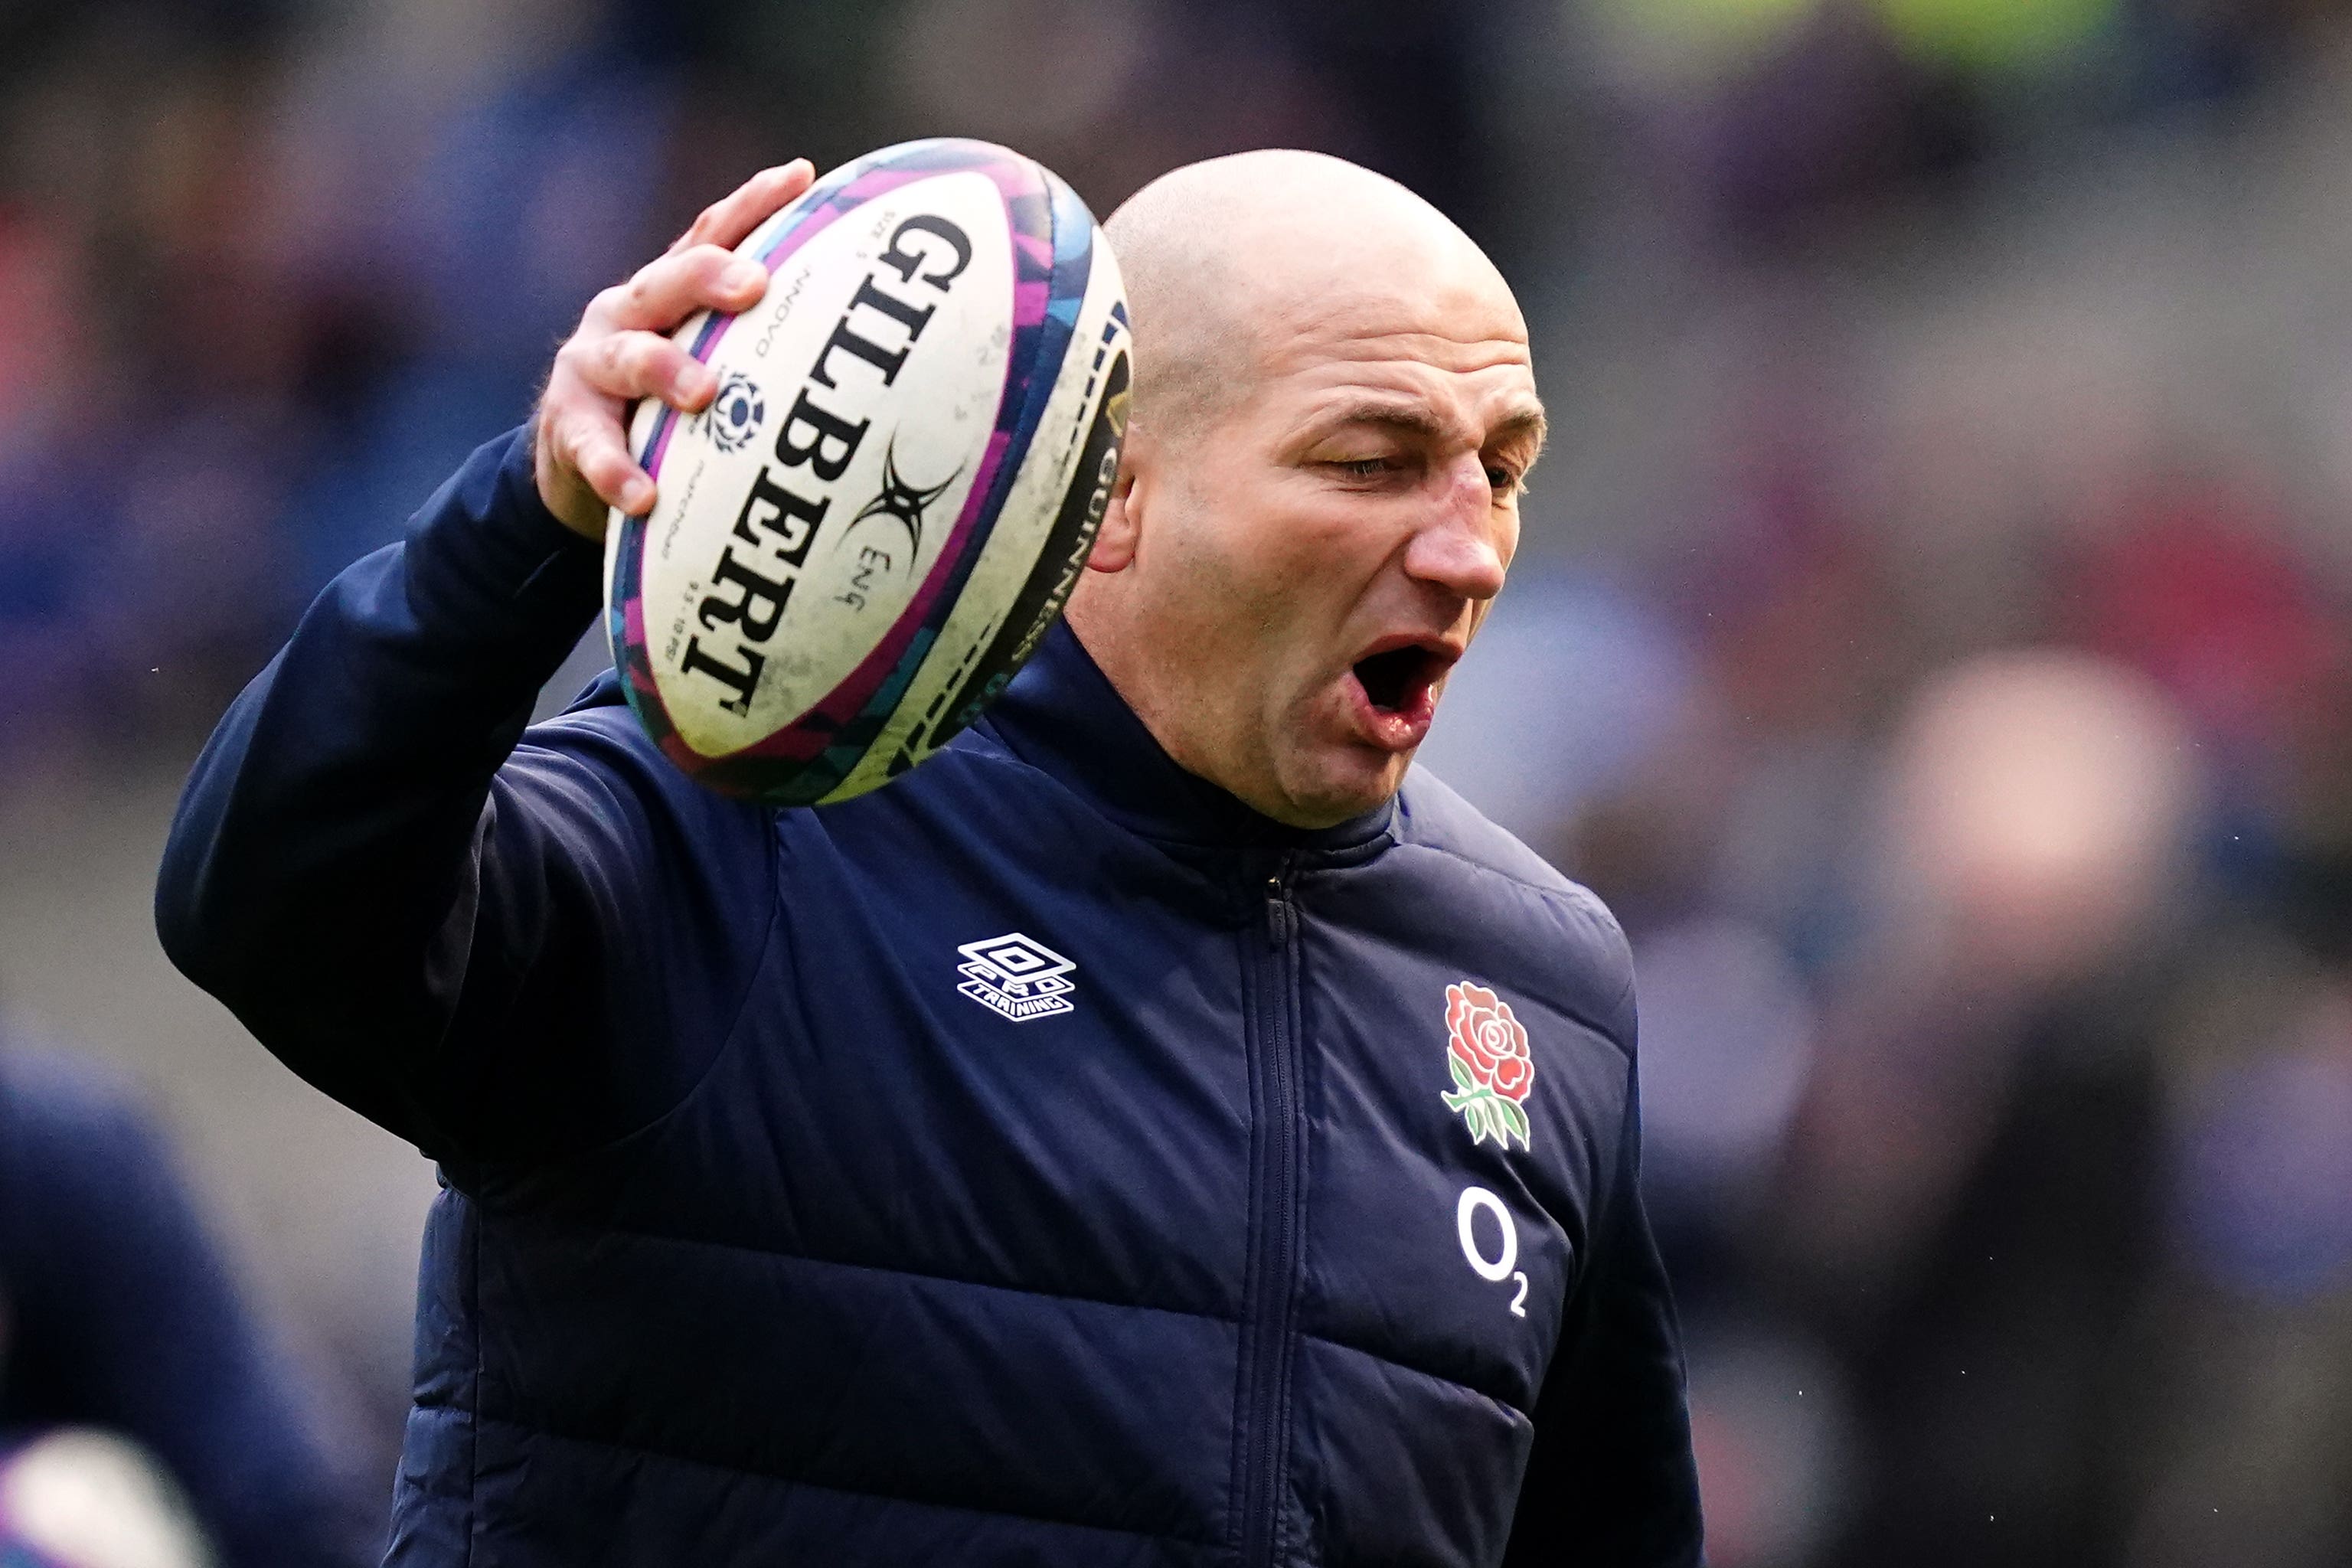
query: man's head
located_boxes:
[1065,150,1544,829]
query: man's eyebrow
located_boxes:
[1491,407,1548,459]
[1317,401,1449,440]
[1312,400,1550,452]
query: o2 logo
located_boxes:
[1457,1186,1529,1318]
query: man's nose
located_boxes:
[1403,458,1508,601]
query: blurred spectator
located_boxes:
[0,1048,371,1568]
[1770,654,2194,1568]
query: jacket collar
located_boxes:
[978,621,1396,858]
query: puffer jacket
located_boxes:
[155,427,1702,1567]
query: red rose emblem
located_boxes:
[1441,982,1535,1151]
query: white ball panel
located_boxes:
[833,228,1131,796]
[631,171,1016,757]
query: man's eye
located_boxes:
[1332,457,1393,481]
[1485,465,1522,494]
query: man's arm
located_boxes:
[155,165,812,1167]
[1504,1056,1704,1566]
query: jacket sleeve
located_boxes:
[154,426,777,1169]
[1504,1034,1704,1565]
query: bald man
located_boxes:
[158,153,1702,1568]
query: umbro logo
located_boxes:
[956,933,1076,1022]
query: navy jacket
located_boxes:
[156,428,1701,1567]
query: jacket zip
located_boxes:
[1238,858,1304,1567]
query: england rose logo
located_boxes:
[1442,982,1534,1152]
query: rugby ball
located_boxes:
[604,138,1132,804]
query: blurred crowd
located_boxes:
[3,0,2351,1563]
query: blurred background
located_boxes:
[2,0,2350,1563]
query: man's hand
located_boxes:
[534,159,818,541]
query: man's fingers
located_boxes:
[594,245,771,334]
[560,414,654,516]
[574,329,716,408]
[534,161,815,533]
[667,159,817,256]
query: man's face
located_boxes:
[1097,262,1544,828]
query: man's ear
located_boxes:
[1086,432,1148,573]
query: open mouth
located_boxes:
[1352,644,1443,715]
[1344,638,1458,753]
